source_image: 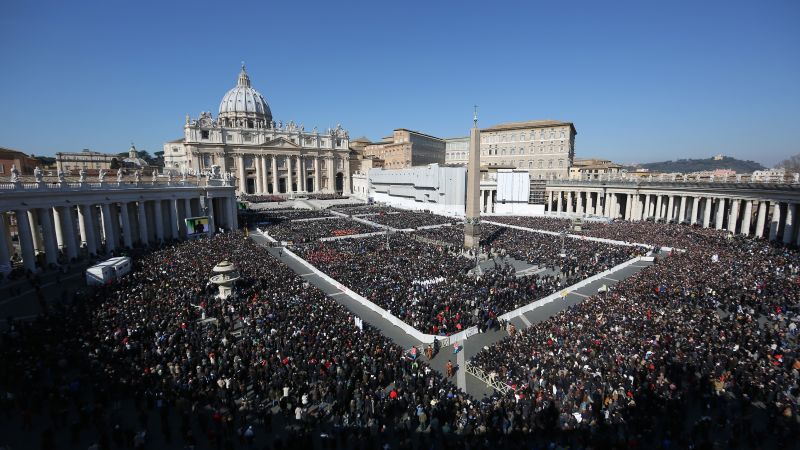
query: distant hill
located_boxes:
[630,156,766,174]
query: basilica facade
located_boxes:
[164,66,352,195]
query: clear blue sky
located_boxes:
[1,0,798,166]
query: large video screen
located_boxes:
[185,216,210,236]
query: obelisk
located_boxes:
[464,106,481,249]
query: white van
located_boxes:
[86,256,132,286]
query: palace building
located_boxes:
[164,65,352,195]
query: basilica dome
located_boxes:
[218,65,272,128]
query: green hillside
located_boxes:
[633,156,766,173]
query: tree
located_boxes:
[110,158,120,170]
[775,153,800,174]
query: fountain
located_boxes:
[209,260,240,299]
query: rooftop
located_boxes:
[481,120,576,134]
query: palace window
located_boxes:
[201,130,209,139]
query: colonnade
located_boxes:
[0,182,238,273]
[236,152,351,195]
[546,186,800,244]
[480,189,497,214]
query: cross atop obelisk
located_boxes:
[464,106,482,249]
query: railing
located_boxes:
[0,178,235,191]
[547,174,800,187]
[465,361,511,395]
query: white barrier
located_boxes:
[416,223,459,230]
[319,231,389,242]
[291,216,340,223]
[498,256,643,322]
[483,220,653,250]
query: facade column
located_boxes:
[691,197,700,224]
[271,155,279,194]
[326,156,335,192]
[286,156,294,193]
[101,203,116,253]
[79,204,98,255]
[261,155,269,194]
[237,155,247,195]
[728,199,740,234]
[169,199,180,238]
[703,197,713,228]
[296,155,303,192]
[37,208,58,265]
[254,155,263,194]
[768,202,781,241]
[741,200,753,236]
[343,155,351,194]
[14,210,36,272]
[137,201,149,245]
[153,200,164,242]
[755,201,767,238]
[715,198,726,230]
[314,157,321,193]
[206,197,215,236]
[782,203,795,244]
[119,202,133,248]
[678,196,687,223]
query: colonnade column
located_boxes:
[715,198,726,230]
[14,210,36,272]
[654,195,662,221]
[741,200,753,236]
[271,155,279,194]
[566,191,573,214]
[169,199,180,238]
[153,200,165,242]
[137,201,149,245]
[728,199,740,234]
[546,191,553,212]
[79,204,98,255]
[182,198,192,236]
[255,155,263,194]
[678,196,687,223]
[691,197,699,224]
[666,196,675,222]
[555,192,562,213]
[100,203,116,253]
[206,197,215,236]
[53,207,66,253]
[768,202,781,241]
[0,212,10,268]
[36,208,58,265]
[57,206,79,260]
[754,201,767,238]
[782,203,795,244]
[703,198,713,228]
[118,202,133,248]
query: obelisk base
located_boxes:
[464,223,481,249]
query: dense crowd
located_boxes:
[238,209,334,228]
[366,211,460,230]
[0,233,500,449]
[239,194,285,203]
[296,232,635,335]
[487,216,572,233]
[304,193,349,200]
[263,218,378,243]
[472,230,800,447]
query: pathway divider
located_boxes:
[482,220,671,251]
[498,256,643,322]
